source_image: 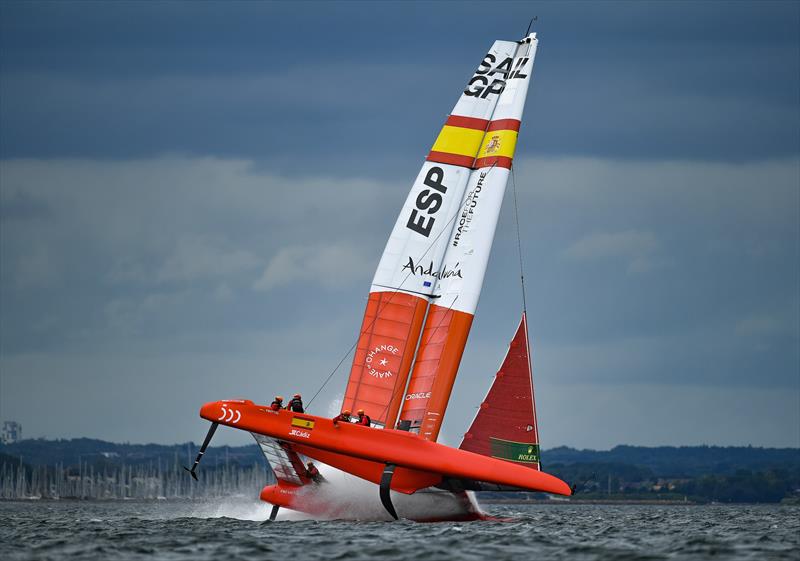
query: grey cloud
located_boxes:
[156,237,262,284]
[0,189,51,221]
[561,230,673,274]
[735,311,798,339]
[1,153,796,450]
[2,155,795,364]
[13,245,58,288]
[253,243,372,292]
[562,230,662,274]
[0,157,395,357]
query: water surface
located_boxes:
[1,500,797,560]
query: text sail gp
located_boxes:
[405,51,531,240]
[464,53,531,98]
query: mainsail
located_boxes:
[397,36,539,440]
[342,39,520,427]
[459,312,540,469]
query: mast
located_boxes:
[397,33,539,440]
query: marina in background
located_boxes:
[2,439,797,503]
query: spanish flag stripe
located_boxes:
[427,117,521,171]
[474,155,513,170]
[426,151,476,168]
[445,115,490,130]
[430,125,486,157]
[487,118,521,132]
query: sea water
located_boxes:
[1,500,798,560]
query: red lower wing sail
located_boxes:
[397,305,474,440]
[343,291,428,427]
[459,312,541,469]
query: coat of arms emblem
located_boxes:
[486,135,501,154]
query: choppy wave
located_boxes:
[1,501,798,560]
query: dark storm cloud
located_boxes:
[1,1,797,165]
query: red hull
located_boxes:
[201,399,571,496]
[260,479,485,522]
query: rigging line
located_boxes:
[510,163,528,314]
[463,165,532,436]
[305,339,360,408]
[507,36,528,314]
[306,162,501,410]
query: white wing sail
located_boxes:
[397,34,539,440]
[342,40,520,427]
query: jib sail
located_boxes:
[397,34,539,440]
[342,39,519,427]
[459,313,540,469]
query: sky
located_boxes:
[0,1,798,450]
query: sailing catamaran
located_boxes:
[186,30,572,521]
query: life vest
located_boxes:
[357,414,371,426]
[288,398,304,413]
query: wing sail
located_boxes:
[459,313,540,469]
[397,35,539,440]
[342,39,519,427]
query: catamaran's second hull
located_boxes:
[261,478,484,522]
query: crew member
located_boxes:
[305,461,322,483]
[270,396,284,411]
[356,409,371,426]
[286,393,304,413]
[332,409,351,425]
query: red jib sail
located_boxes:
[459,312,540,470]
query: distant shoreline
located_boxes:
[3,440,798,504]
